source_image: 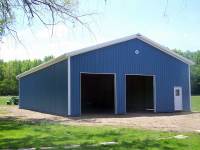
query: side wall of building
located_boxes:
[70,39,190,116]
[19,60,68,116]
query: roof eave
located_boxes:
[16,33,194,79]
[16,54,68,79]
[136,35,195,65]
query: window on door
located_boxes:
[175,89,180,96]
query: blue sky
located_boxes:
[0,0,200,61]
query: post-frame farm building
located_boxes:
[17,34,194,116]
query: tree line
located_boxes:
[0,50,200,96]
[173,49,200,95]
[0,56,54,95]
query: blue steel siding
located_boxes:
[19,60,68,116]
[70,39,190,116]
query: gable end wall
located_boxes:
[70,39,190,116]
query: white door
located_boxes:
[174,87,183,111]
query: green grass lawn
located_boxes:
[1,96,200,111]
[191,96,200,112]
[0,119,200,150]
[0,96,12,105]
[0,96,200,149]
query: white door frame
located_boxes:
[125,74,156,113]
[174,86,183,111]
[80,72,117,115]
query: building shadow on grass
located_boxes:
[0,116,188,149]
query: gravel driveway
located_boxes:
[1,106,200,132]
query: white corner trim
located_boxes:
[188,65,192,111]
[16,33,194,79]
[68,57,71,115]
[153,76,157,113]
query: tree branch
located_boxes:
[0,0,96,41]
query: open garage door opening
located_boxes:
[126,75,154,113]
[81,73,115,114]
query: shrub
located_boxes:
[6,96,19,105]
[11,96,19,105]
[6,100,12,105]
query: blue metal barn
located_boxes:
[17,34,194,116]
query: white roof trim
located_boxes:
[136,35,194,66]
[17,33,194,79]
[16,54,68,79]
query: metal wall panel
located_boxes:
[19,60,68,116]
[70,39,190,116]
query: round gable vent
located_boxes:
[134,49,140,55]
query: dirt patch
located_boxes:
[0,105,10,115]
[1,106,200,132]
